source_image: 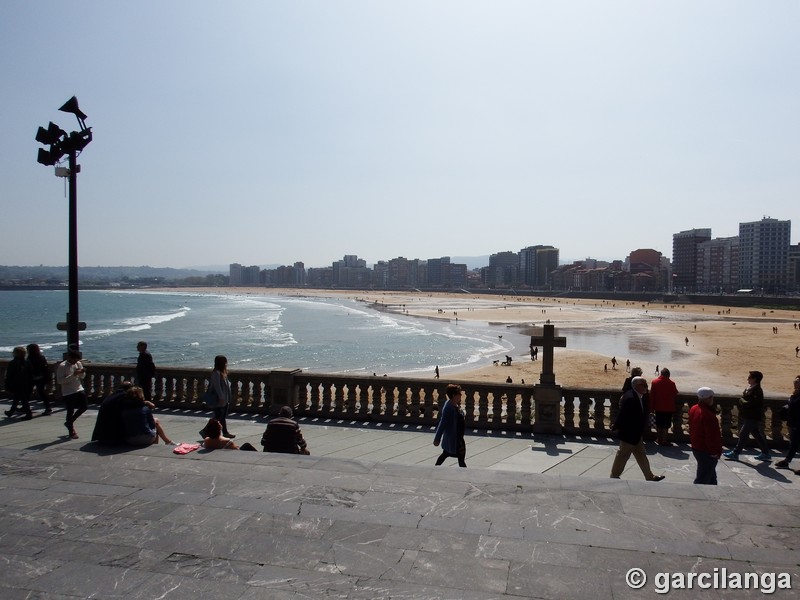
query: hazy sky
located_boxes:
[2,1,798,269]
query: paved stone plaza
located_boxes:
[0,407,798,598]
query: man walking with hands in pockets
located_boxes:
[610,376,665,481]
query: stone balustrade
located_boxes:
[0,361,791,448]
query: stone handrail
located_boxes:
[0,361,790,448]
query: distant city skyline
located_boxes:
[2,3,799,268]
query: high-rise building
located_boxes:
[696,236,739,294]
[519,245,559,287]
[229,263,243,286]
[535,247,559,288]
[672,229,711,293]
[738,218,791,293]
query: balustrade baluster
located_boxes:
[383,384,396,417]
[506,392,517,427]
[562,392,575,430]
[345,384,356,416]
[464,388,477,426]
[579,395,591,431]
[308,382,322,413]
[321,383,333,414]
[356,383,369,416]
[521,389,532,429]
[396,385,408,418]
[409,384,421,419]
[593,395,608,434]
[492,392,503,427]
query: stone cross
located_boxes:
[530,324,566,385]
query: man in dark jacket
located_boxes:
[775,376,800,469]
[724,370,771,461]
[91,381,134,444]
[4,347,33,419]
[136,341,156,403]
[610,376,665,481]
[261,406,309,454]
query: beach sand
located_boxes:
[161,287,800,398]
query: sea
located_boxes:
[0,289,514,375]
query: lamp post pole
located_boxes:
[66,146,80,352]
[36,97,91,357]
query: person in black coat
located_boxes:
[91,381,134,444]
[610,376,665,481]
[26,343,51,414]
[775,376,800,469]
[136,341,156,403]
[260,406,310,454]
[4,346,34,419]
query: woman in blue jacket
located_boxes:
[433,384,467,467]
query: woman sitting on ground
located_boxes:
[201,417,256,450]
[121,386,175,446]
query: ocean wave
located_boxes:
[115,308,189,327]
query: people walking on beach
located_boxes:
[136,341,156,403]
[650,368,679,447]
[774,376,800,470]
[625,359,630,373]
[689,387,722,485]
[433,384,467,467]
[610,376,665,481]
[4,347,33,420]
[121,386,175,446]
[434,365,440,379]
[26,343,51,415]
[56,349,87,439]
[260,406,310,454]
[611,356,618,370]
[724,371,772,461]
[208,355,235,438]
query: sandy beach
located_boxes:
[160,288,800,398]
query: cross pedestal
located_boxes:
[530,324,567,434]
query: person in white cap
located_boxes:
[689,387,723,484]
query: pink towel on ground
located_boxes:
[173,442,201,455]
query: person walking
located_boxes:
[650,368,679,447]
[26,343,51,415]
[689,387,723,485]
[775,376,800,469]
[724,371,772,461]
[56,349,88,439]
[135,341,156,403]
[610,376,665,481]
[209,355,235,438]
[433,384,467,467]
[4,347,34,420]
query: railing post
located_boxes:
[267,368,301,416]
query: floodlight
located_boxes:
[37,147,59,166]
[35,121,65,145]
[69,128,93,153]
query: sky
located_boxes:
[1,1,798,269]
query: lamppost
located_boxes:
[35,96,92,357]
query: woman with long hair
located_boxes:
[210,355,235,438]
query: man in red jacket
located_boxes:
[650,367,679,446]
[689,387,723,485]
